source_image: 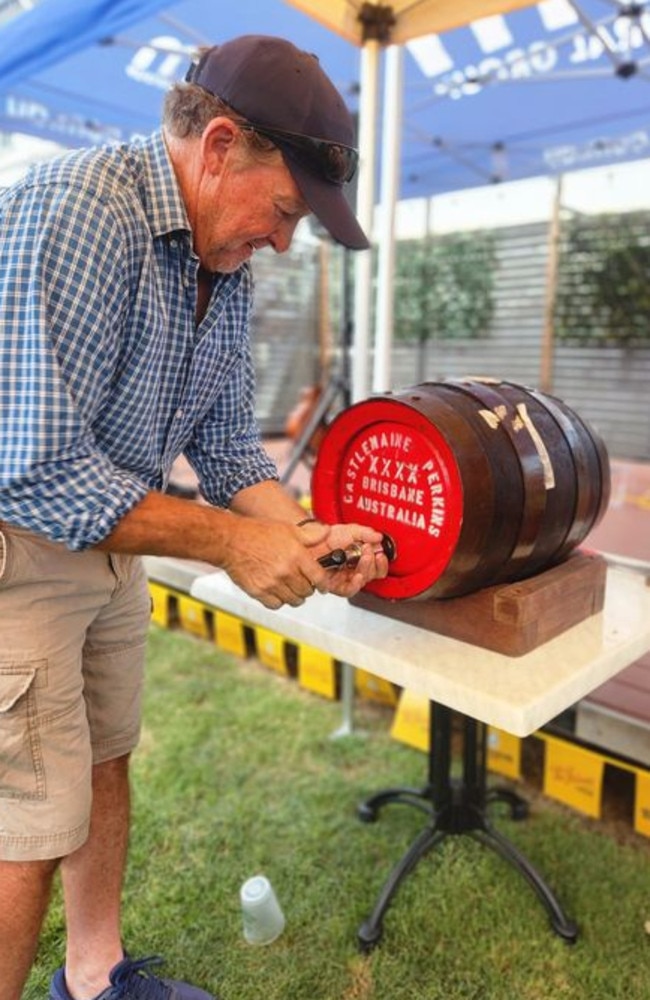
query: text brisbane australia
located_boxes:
[341,430,448,538]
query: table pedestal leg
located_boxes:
[357,702,578,952]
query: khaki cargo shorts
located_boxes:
[0,523,152,861]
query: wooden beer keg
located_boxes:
[311,378,610,600]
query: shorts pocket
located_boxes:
[0,663,45,800]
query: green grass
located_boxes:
[26,626,650,999]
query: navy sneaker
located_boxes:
[49,955,217,1000]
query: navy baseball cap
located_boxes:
[185,35,369,250]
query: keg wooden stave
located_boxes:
[311,378,610,600]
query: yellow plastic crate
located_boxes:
[255,626,291,676]
[540,732,605,819]
[176,594,212,639]
[487,727,522,781]
[634,769,650,838]
[297,644,339,700]
[214,610,249,658]
[390,690,430,752]
[355,668,399,708]
[148,581,173,628]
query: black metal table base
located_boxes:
[357,702,578,952]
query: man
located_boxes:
[0,35,387,1000]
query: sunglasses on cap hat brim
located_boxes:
[240,123,358,186]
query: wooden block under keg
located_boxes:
[350,551,607,657]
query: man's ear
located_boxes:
[200,117,239,177]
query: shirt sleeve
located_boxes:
[0,180,150,549]
[184,275,280,507]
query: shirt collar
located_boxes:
[136,131,190,239]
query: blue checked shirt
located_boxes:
[0,132,278,549]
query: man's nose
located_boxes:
[269,217,301,254]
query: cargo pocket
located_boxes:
[0,664,45,800]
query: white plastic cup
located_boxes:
[240,874,286,945]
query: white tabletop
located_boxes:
[191,566,650,738]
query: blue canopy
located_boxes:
[0,0,356,151]
[401,0,650,196]
[0,0,648,196]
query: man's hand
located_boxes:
[220,517,389,609]
[297,520,390,600]
[94,487,389,611]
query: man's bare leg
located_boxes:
[59,755,131,999]
[0,856,59,1000]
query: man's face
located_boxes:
[193,137,310,273]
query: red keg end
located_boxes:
[313,379,610,601]
[311,397,463,600]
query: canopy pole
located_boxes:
[540,175,563,393]
[373,43,403,394]
[351,39,380,403]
